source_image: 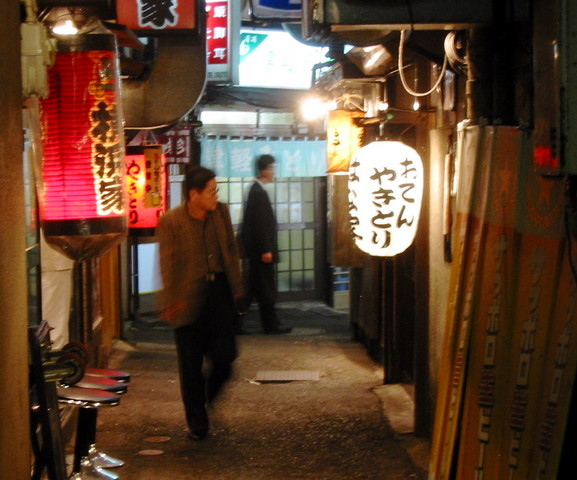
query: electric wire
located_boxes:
[398,30,449,97]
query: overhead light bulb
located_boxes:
[412,66,420,110]
[378,82,389,111]
[53,19,78,35]
[301,96,331,121]
[378,100,389,112]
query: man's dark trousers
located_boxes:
[173,274,237,434]
[248,258,280,332]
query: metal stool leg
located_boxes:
[70,457,119,480]
[57,386,123,480]
[87,445,124,469]
[71,406,119,480]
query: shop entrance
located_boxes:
[218,175,329,303]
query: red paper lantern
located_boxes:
[39,30,127,261]
[125,145,167,235]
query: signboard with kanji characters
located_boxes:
[158,125,193,164]
[117,0,197,32]
[206,0,239,84]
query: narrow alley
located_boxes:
[92,302,429,480]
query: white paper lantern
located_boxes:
[348,141,424,256]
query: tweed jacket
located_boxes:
[157,201,243,328]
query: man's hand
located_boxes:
[161,300,186,322]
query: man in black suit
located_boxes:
[240,155,292,334]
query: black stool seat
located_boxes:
[85,367,131,383]
[71,375,128,394]
[57,386,120,407]
[56,386,121,476]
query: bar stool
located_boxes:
[57,386,122,480]
[72,374,129,395]
[65,374,129,471]
[84,368,131,384]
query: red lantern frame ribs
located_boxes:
[40,32,127,261]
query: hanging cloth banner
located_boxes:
[201,136,327,177]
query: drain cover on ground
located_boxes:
[255,370,320,382]
[145,436,171,443]
[137,449,164,456]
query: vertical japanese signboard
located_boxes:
[206,0,239,84]
[159,126,192,164]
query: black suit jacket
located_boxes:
[240,181,278,262]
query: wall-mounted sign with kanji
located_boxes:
[116,0,197,33]
[158,125,192,163]
[206,0,235,83]
[348,141,424,257]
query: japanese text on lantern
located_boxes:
[348,142,423,256]
[89,51,124,217]
[145,147,163,208]
[126,145,166,229]
[127,157,141,225]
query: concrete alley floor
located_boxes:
[94,302,430,480]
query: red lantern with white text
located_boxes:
[39,28,127,261]
[348,141,424,256]
[125,145,167,235]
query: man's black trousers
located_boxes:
[173,273,237,434]
[248,258,280,332]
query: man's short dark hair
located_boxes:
[184,166,216,195]
[256,154,276,174]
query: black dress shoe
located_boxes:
[188,430,208,441]
[264,325,292,334]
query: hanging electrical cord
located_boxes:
[444,31,468,73]
[398,30,449,97]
